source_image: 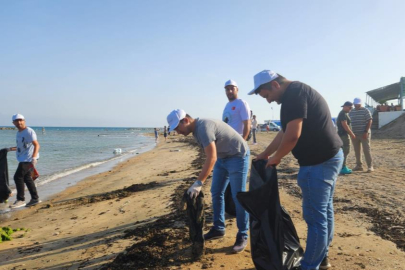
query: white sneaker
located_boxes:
[10,200,26,209]
[367,167,374,172]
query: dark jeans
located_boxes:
[340,134,351,167]
[14,162,39,201]
[252,128,257,143]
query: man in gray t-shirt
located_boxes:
[193,118,248,159]
[167,109,250,254]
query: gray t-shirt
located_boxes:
[193,118,248,159]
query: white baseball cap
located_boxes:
[224,80,238,88]
[353,98,362,105]
[248,70,279,95]
[167,109,186,131]
[12,114,25,121]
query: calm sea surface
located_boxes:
[0,127,155,192]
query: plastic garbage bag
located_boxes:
[237,160,303,270]
[181,190,205,259]
[0,149,11,203]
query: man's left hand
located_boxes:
[362,133,368,139]
[266,156,281,168]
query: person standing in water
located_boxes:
[154,128,159,143]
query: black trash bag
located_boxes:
[181,190,205,259]
[224,184,236,216]
[236,160,303,270]
[0,149,11,203]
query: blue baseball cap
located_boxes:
[248,70,279,95]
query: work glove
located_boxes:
[187,180,203,199]
[32,158,38,167]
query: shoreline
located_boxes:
[0,134,156,212]
[0,134,199,269]
[1,138,156,217]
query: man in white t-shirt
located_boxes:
[8,114,41,208]
[251,115,258,145]
[222,80,251,140]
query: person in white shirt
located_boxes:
[222,80,251,140]
[251,115,258,144]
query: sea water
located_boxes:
[0,127,156,203]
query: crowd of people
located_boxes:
[5,69,375,270]
[167,70,375,270]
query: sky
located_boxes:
[1,0,404,127]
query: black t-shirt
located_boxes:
[337,110,351,136]
[280,81,342,166]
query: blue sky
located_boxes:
[1,0,404,127]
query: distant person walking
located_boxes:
[8,114,41,208]
[163,126,168,142]
[154,128,159,143]
[167,109,250,253]
[222,80,251,140]
[337,101,356,174]
[251,115,258,145]
[249,70,343,270]
[349,98,373,172]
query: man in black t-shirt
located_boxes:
[248,70,343,270]
[337,101,356,174]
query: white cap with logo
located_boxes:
[353,98,362,105]
[12,114,25,121]
[167,109,186,131]
[248,70,279,95]
[224,80,238,88]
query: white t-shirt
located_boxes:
[252,119,258,129]
[222,99,251,135]
[16,127,39,162]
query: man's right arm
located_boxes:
[341,121,355,139]
[256,130,284,160]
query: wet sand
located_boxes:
[1,133,405,270]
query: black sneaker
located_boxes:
[320,256,331,269]
[26,199,41,207]
[232,235,248,253]
[203,228,225,241]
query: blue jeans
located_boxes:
[211,150,250,238]
[298,149,343,270]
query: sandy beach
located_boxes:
[1,132,405,270]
